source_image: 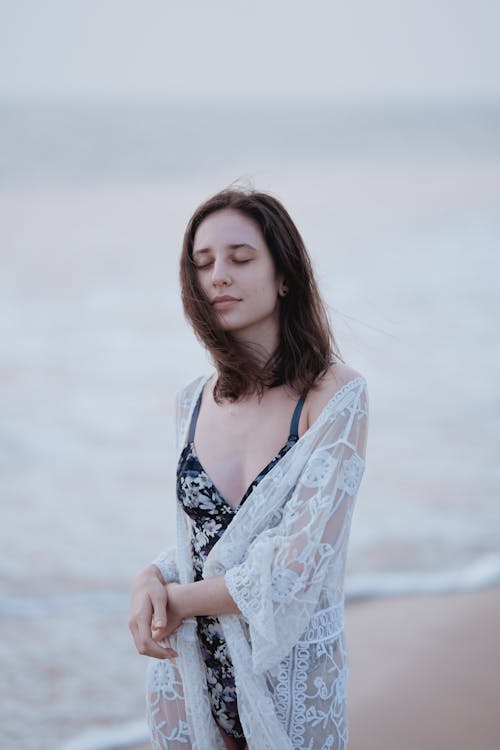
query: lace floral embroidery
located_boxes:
[147,374,369,749]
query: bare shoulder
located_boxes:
[305,363,364,429]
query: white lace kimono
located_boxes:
[147,373,369,750]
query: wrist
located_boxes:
[136,564,164,585]
[167,582,192,619]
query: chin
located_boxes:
[215,320,244,334]
[212,313,246,332]
[213,304,277,334]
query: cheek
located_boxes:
[248,264,279,296]
[254,280,280,304]
[195,272,209,295]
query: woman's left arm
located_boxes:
[151,574,240,641]
[222,380,368,673]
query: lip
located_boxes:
[212,294,239,309]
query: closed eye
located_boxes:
[195,258,252,269]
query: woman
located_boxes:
[129,187,369,750]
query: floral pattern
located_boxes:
[176,435,298,742]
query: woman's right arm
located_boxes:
[128,563,179,659]
[129,386,185,659]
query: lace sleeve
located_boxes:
[224,382,368,674]
[151,546,179,584]
[150,387,184,584]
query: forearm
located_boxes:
[168,574,242,618]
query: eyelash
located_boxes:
[195,259,251,269]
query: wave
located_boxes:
[345,553,500,601]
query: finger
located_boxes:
[150,645,178,659]
[150,585,168,632]
[151,628,164,641]
[158,637,178,658]
[136,613,156,641]
[134,614,169,655]
[136,634,178,659]
[129,602,153,635]
[151,624,172,641]
[131,616,178,658]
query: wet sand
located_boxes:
[345,585,500,750]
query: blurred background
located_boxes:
[1,1,499,749]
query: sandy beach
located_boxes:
[128,585,500,750]
[346,585,500,750]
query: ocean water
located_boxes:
[1,97,499,749]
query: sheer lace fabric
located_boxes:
[147,373,369,749]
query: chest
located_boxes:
[185,388,309,509]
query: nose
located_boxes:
[210,256,231,287]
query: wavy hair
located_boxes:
[180,186,343,403]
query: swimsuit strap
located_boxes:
[187,385,307,444]
[289,395,306,439]
[187,387,204,444]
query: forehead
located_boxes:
[193,208,264,250]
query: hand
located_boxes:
[153,582,185,640]
[128,564,179,660]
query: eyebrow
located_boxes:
[192,243,257,257]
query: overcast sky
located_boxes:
[1,0,499,100]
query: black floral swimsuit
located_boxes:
[176,385,306,745]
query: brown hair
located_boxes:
[180,186,344,403]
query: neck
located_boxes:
[230,316,280,368]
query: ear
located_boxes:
[276,271,288,297]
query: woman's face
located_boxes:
[192,208,285,338]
